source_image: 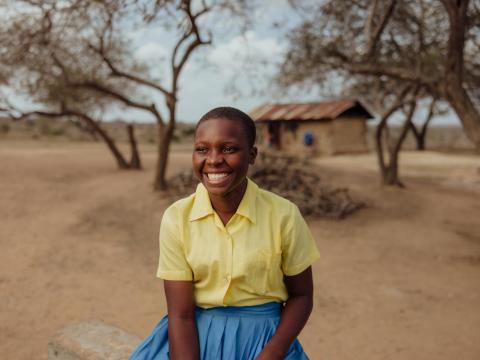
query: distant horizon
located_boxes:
[101,117,464,128]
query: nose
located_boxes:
[206,149,223,166]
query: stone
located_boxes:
[48,321,141,360]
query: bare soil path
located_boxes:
[1,140,479,360]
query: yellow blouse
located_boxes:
[156,178,320,308]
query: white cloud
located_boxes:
[135,42,168,63]
[207,31,284,76]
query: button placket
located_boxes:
[225,232,233,282]
[222,231,233,304]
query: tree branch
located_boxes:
[86,41,173,99]
[440,0,469,80]
[168,0,211,116]
[70,81,164,123]
[420,97,437,137]
[172,1,212,79]
[364,0,379,45]
[364,0,397,59]
[346,62,420,83]
[393,98,417,155]
[375,84,412,173]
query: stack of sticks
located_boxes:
[167,153,365,219]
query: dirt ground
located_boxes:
[1,139,479,360]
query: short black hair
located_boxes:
[195,107,256,147]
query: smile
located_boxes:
[205,172,230,184]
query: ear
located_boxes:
[249,146,258,165]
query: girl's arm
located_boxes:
[164,280,199,360]
[256,267,314,360]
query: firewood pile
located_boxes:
[167,153,365,219]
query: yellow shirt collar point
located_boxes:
[188,178,257,224]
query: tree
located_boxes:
[408,97,442,150]
[1,95,142,169]
[346,75,444,152]
[0,0,215,189]
[375,85,419,186]
[279,0,480,150]
[0,0,144,169]
[347,77,424,185]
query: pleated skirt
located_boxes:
[129,302,309,360]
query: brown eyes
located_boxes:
[195,147,207,154]
[194,146,237,154]
[223,146,236,153]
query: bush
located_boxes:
[49,127,65,136]
[0,123,10,134]
[37,118,51,135]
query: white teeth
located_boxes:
[207,173,229,180]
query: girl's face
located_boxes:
[193,117,257,198]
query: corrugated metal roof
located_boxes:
[250,99,373,122]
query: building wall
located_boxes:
[300,121,333,155]
[331,117,368,154]
[256,117,368,156]
[256,120,476,154]
[278,121,334,156]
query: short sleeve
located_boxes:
[281,205,320,276]
[156,206,193,281]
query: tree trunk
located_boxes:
[445,82,480,151]
[384,125,395,153]
[127,124,142,169]
[153,122,174,190]
[441,0,480,150]
[375,87,410,186]
[417,135,426,151]
[376,100,417,187]
[417,99,435,150]
[408,122,422,150]
[76,113,130,169]
[384,158,401,186]
[17,109,131,169]
[409,98,435,151]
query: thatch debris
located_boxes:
[167,153,365,219]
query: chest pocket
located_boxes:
[242,250,282,295]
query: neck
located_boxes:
[209,179,248,216]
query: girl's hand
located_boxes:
[256,267,315,360]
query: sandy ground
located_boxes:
[1,139,479,360]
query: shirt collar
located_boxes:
[188,178,258,224]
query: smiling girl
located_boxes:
[129,107,320,360]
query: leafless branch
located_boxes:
[171,0,212,87]
[420,97,437,135]
[165,0,211,118]
[70,81,163,123]
[364,0,397,59]
[375,84,413,169]
[86,41,173,99]
[364,0,379,44]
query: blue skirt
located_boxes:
[129,302,309,359]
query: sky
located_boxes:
[123,0,461,126]
[3,0,322,124]
[123,0,318,123]
[4,0,461,126]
